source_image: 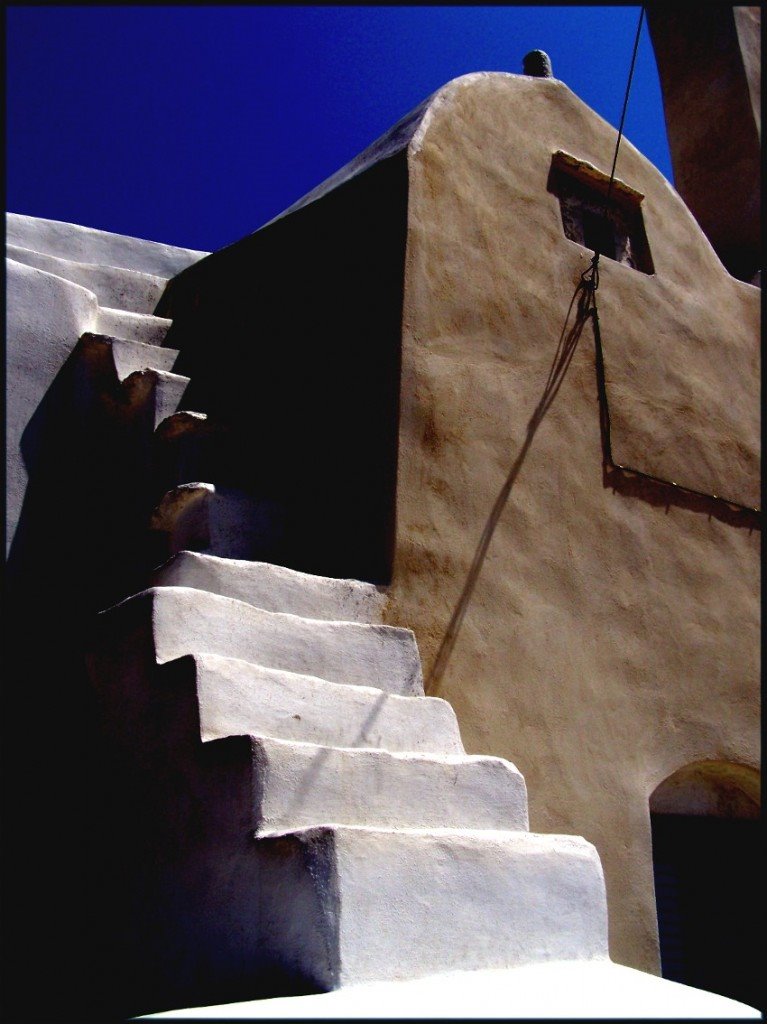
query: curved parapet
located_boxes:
[6,212,208,279]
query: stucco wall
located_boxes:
[383,73,759,974]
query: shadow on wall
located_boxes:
[5,335,258,1018]
[650,761,761,1010]
[156,153,410,586]
[4,327,332,1018]
[3,332,193,1019]
[426,267,598,695]
[426,260,760,695]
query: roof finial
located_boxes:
[523,50,553,78]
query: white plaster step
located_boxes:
[123,370,189,429]
[189,652,462,753]
[5,244,166,315]
[257,824,608,988]
[149,483,287,563]
[145,963,761,1020]
[80,332,180,379]
[251,735,528,835]
[96,306,173,347]
[76,333,190,428]
[151,550,386,623]
[6,212,209,278]
[96,586,424,696]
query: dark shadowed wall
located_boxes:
[158,153,409,584]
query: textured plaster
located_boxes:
[96,305,173,346]
[330,825,607,983]
[382,73,759,973]
[152,550,387,622]
[6,243,166,314]
[190,652,463,753]
[6,212,208,278]
[100,586,424,696]
[252,738,528,835]
[5,259,99,553]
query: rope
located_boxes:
[590,5,646,283]
[603,6,646,219]
[585,2,757,518]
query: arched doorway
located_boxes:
[650,761,760,1009]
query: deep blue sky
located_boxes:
[6,6,672,254]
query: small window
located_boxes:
[548,150,654,274]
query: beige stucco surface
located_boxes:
[383,73,760,974]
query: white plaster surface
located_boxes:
[144,369,190,427]
[104,337,180,379]
[76,334,189,426]
[96,306,172,346]
[6,216,186,555]
[148,586,424,695]
[151,550,387,622]
[333,826,607,983]
[252,737,527,834]
[5,259,98,553]
[6,243,166,314]
[140,961,761,1019]
[256,825,608,986]
[192,652,463,753]
[7,212,208,278]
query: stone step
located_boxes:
[82,333,180,380]
[96,306,173,347]
[6,212,209,278]
[76,333,190,428]
[151,550,386,623]
[129,370,191,429]
[189,652,462,753]
[259,824,609,988]
[252,736,527,835]
[150,963,763,1020]
[149,483,288,564]
[6,244,166,315]
[95,586,424,696]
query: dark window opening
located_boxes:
[582,209,617,261]
[548,150,655,274]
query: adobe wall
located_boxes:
[382,73,760,974]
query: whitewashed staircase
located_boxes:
[6,213,204,457]
[87,552,610,991]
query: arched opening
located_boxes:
[650,761,760,1009]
